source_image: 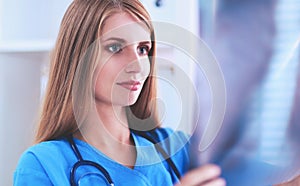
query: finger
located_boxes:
[201,178,226,186]
[177,164,222,186]
[275,175,300,186]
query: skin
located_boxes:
[275,175,300,186]
[74,11,225,185]
[175,164,226,186]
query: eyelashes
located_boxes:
[105,43,123,54]
[104,43,151,56]
[137,45,150,56]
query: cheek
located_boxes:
[142,59,151,78]
[94,63,119,96]
[94,70,106,99]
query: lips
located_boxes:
[117,80,141,91]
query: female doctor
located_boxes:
[13,0,225,185]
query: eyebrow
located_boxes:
[140,41,152,45]
[103,37,152,46]
[103,37,126,43]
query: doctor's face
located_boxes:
[94,12,152,107]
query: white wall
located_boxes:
[0,0,72,42]
[0,51,48,185]
[0,1,72,185]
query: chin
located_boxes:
[111,96,139,107]
[125,97,139,106]
[112,89,142,106]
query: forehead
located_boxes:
[101,12,151,43]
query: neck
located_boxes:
[74,102,137,168]
[75,103,132,146]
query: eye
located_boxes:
[105,43,123,54]
[137,45,150,56]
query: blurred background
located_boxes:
[191,0,300,185]
[0,0,299,185]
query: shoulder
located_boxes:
[153,127,190,148]
[14,139,72,185]
[133,127,190,157]
[18,139,71,165]
[153,128,191,172]
[17,140,66,162]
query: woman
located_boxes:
[14,0,224,185]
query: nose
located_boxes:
[125,50,144,73]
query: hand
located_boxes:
[275,174,300,186]
[175,164,226,186]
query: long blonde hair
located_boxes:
[36,0,158,143]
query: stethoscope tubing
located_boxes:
[67,136,114,186]
[67,130,180,186]
[131,130,181,179]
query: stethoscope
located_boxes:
[67,130,181,186]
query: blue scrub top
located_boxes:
[14,128,190,186]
